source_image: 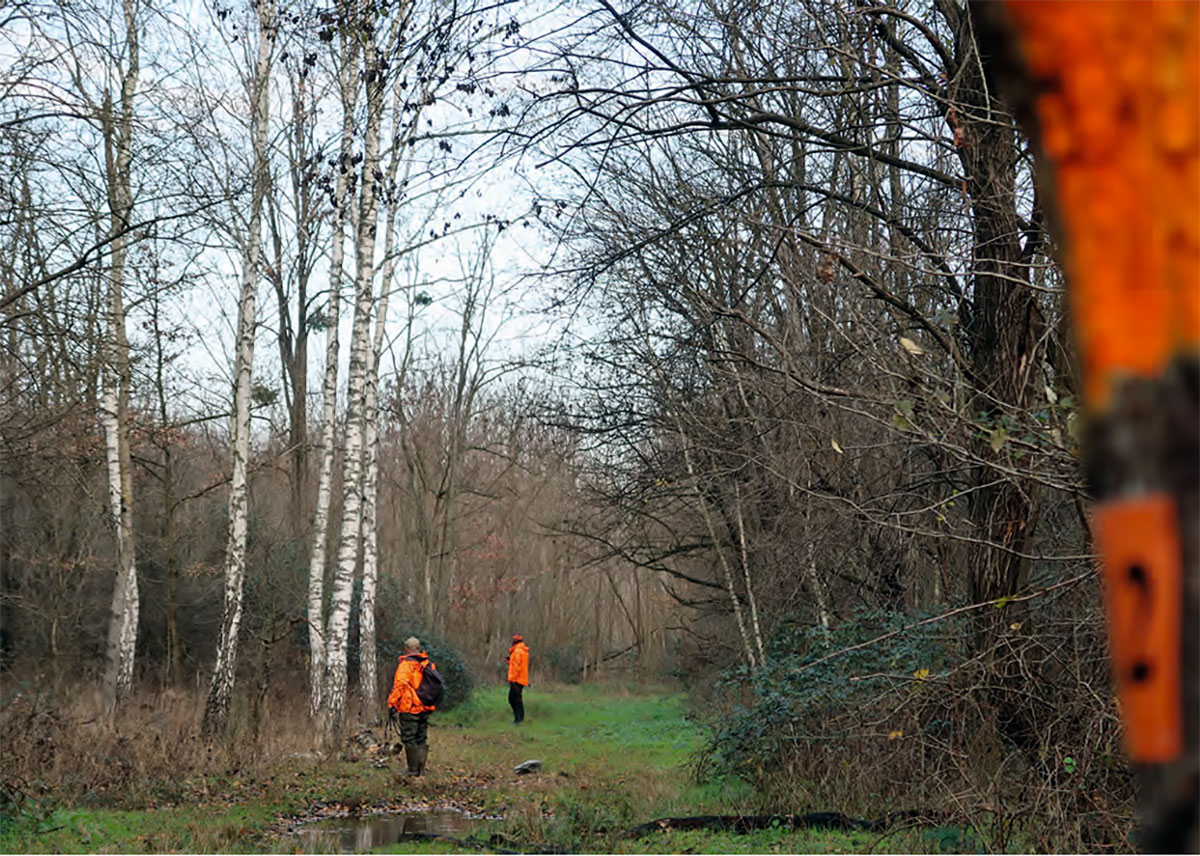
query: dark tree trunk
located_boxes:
[950,5,1044,630]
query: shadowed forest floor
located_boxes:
[0,683,995,853]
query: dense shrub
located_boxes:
[706,607,963,781]
[698,585,1136,853]
[544,645,584,683]
[374,580,474,711]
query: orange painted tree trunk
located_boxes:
[980,2,1199,849]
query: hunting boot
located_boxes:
[413,743,429,777]
[402,744,420,777]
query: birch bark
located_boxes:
[357,87,406,718]
[203,0,273,735]
[307,39,360,720]
[321,25,386,741]
[99,0,140,718]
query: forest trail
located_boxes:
[1,683,948,854]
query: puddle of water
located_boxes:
[296,809,481,853]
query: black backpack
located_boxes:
[410,656,445,707]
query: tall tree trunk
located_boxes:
[306,42,359,721]
[951,7,1044,634]
[99,0,140,719]
[203,0,273,736]
[321,28,385,743]
[357,88,405,719]
[357,301,384,721]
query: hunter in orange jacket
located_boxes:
[388,637,435,777]
[507,636,529,686]
[389,648,437,714]
[506,635,529,724]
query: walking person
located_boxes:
[388,636,438,777]
[506,634,529,724]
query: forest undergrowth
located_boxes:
[0,680,1073,854]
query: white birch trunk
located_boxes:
[203,0,272,735]
[100,0,140,718]
[357,320,383,720]
[356,87,405,718]
[732,483,766,665]
[321,33,386,741]
[306,46,360,721]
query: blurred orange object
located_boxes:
[1093,495,1184,762]
[1004,0,1200,411]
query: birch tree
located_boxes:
[356,84,415,718]
[320,6,391,741]
[95,0,142,717]
[306,30,360,720]
[313,0,494,726]
[203,0,275,736]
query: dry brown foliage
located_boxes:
[0,680,321,814]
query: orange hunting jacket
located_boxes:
[506,641,529,686]
[388,652,436,714]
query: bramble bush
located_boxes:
[698,585,1135,853]
[705,606,963,782]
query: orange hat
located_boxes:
[512,634,523,642]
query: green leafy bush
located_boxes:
[372,580,474,711]
[696,593,1135,852]
[704,607,962,779]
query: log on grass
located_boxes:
[625,812,886,837]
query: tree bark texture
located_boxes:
[99,0,140,719]
[203,0,273,736]
[306,44,360,721]
[321,28,386,742]
[947,5,1045,634]
[356,87,405,719]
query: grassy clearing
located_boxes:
[422,683,938,854]
[6,803,283,854]
[2,681,966,853]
